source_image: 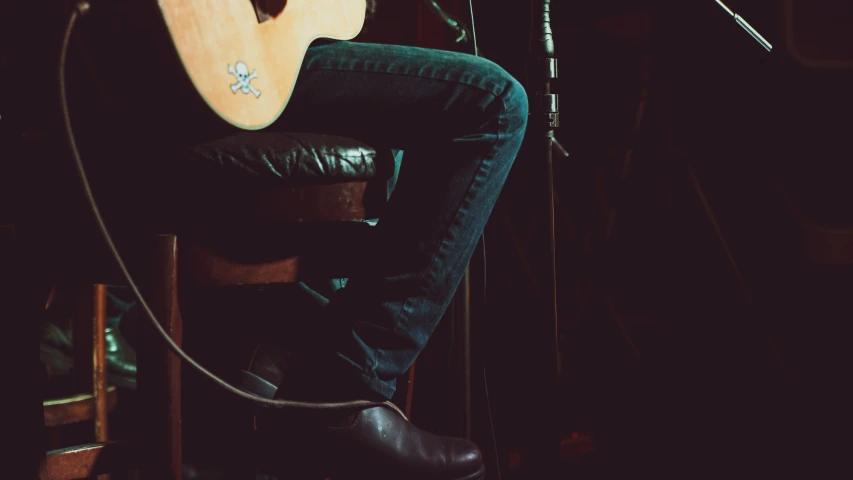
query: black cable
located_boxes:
[468,0,480,57]
[482,365,502,480]
[60,0,385,412]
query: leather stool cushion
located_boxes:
[187,132,393,186]
[147,131,393,238]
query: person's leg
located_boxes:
[272,42,528,400]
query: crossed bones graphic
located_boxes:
[228,61,261,98]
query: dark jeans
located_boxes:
[269,42,528,399]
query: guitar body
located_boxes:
[75,0,365,147]
[159,0,366,130]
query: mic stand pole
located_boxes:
[527,0,564,474]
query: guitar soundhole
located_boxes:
[253,0,287,24]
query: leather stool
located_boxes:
[38,131,411,479]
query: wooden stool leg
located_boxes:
[73,284,110,440]
[93,284,109,443]
[139,235,183,480]
[71,284,111,479]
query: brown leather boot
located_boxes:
[245,345,485,480]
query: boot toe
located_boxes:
[445,437,485,480]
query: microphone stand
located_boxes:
[715,0,773,52]
[515,0,770,474]
[526,0,564,474]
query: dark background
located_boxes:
[371,1,853,478]
[4,1,852,479]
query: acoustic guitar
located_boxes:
[73,0,366,139]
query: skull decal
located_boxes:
[228,61,261,98]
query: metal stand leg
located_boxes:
[527,0,564,474]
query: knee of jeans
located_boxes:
[497,73,529,133]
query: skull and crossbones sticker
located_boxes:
[228,61,261,98]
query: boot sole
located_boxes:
[458,465,486,480]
